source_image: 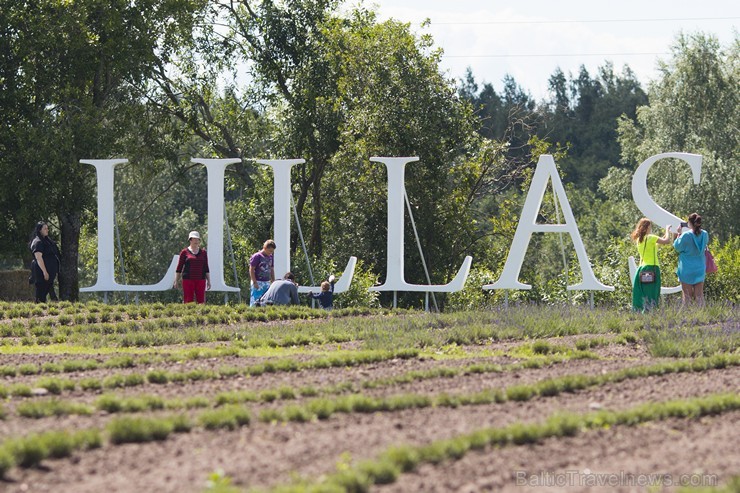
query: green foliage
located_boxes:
[705,237,740,303]
[445,267,499,311]
[275,393,740,492]
[5,436,47,468]
[333,259,380,309]
[205,469,241,493]
[0,0,209,298]
[0,447,13,478]
[528,63,648,190]
[33,377,75,395]
[95,394,165,414]
[608,33,739,240]
[9,384,32,397]
[643,324,740,358]
[17,363,39,375]
[258,408,284,424]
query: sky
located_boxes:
[363,0,738,100]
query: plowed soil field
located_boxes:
[0,303,737,492]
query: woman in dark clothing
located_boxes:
[29,221,61,303]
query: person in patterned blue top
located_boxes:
[249,239,276,306]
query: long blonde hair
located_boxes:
[630,218,651,243]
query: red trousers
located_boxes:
[182,279,206,304]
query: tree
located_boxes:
[0,0,205,299]
[318,11,480,287]
[212,0,343,257]
[537,63,647,189]
[605,32,739,240]
[458,70,538,160]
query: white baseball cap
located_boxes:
[188,231,201,240]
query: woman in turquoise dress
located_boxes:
[673,213,709,307]
[630,218,672,311]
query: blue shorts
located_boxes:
[250,281,270,306]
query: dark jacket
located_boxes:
[258,280,299,306]
[30,236,61,284]
[310,281,335,309]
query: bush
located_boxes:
[0,447,13,478]
[198,406,251,430]
[6,438,47,467]
[445,267,500,311]
[146,370,170,384]
[705,236,740,303]
[107,416,175,444]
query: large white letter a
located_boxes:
[485,154,613,292]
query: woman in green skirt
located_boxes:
[631,218,672,311]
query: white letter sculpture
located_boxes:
[368,157,472,293]
[81,158,241,292]
[629,152,703,295]
[485,154,613,292]
[191,158,241,292]
[256,159,356,294]
[80,159,179,292]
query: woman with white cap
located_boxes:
[173,231,211,303]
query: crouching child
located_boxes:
[310,275,336,310]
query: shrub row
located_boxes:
[0,429,101,477]
[0,349,420,401]
[0,407,252,477]
[260,354,740,424]
[271,393,740,492]
[7,354,737,422]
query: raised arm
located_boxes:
[656,225,672,245]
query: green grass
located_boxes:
[0,304,386,349]
[643,323,740,358]
[7,348,420,398]
[3,303,736,353]
[1,306,735,371]
[95,394,166,413]
[0,301,736,484]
